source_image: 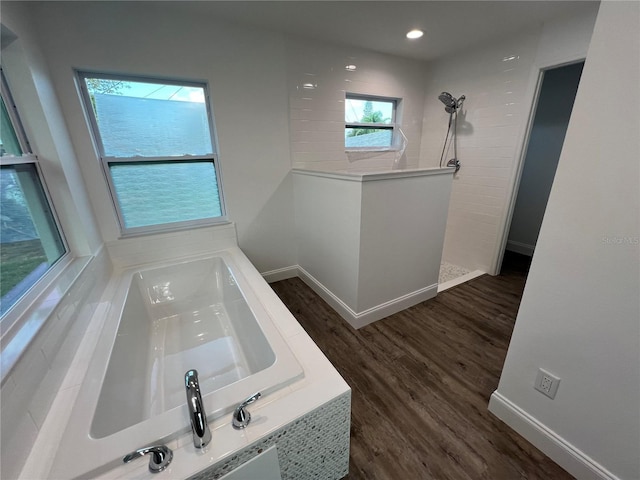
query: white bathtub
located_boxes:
[53,249,304,478]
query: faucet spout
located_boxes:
[184,369,212,448]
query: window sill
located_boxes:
[0,254,92,382]
[118,217,231,239]
[345,147,401,153]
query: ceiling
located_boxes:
[178,1,599,62]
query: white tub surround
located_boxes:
[26,246,349,480]
[0,247,112,480]
[293,167,454,329]
[105,223,238,270]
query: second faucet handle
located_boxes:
[232,392,262,429]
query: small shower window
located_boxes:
[345,94,397,150]
[77,71,226,236]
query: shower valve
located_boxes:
[447,158,461,172]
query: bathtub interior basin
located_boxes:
[91,256,277,439]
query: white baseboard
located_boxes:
[506,240,535,256]
[261,265,299,283]
[488,391,620,480]
[296,267,359,326]
[297,266,437,329]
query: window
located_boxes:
[77,72,225,235]
[345,95,397,149]
[1,69,66,317]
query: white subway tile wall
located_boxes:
[420,32,540,272]
[420,7,596,272]
[285,9,596,273]
[105,223,238,270]
[286,37,428,172]
[0,248,112,480]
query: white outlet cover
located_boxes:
[534,368,561,399]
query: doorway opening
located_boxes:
[500,61,585,274]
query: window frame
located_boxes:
[76,71,228,237]
[344,93,399,151]
[1,68,31,155]
[0,68,69,324]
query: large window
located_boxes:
[345,95,397,149]
[77,72,225,235]
[1,69,66,317]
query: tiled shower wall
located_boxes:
[420,8,599,273]
[286,36,428,172]
[420,31,541,272]
[0,249,112,479]
[285,8,598,273]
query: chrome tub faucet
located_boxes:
[184,369,212,448]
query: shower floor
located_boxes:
[439,262,470,283]
[438,262,485,292]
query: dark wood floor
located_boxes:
[270,252,573,480]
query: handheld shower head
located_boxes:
[439,92,465,113]
[438,92,457,108]
[438,91,467,170]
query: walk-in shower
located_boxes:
[438,92,466,172]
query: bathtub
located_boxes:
[52,248,304,478]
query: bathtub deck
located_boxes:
[270,252,574,480]
[46,248,308,480]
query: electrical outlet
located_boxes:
[534,368,560,399]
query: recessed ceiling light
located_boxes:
[406,29,424,39]
[345,64,357,71]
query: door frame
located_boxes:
[490,57,586,275]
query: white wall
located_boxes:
[27,1,296,273]
[420,6,599,272]
[287,37,427,172]
[21,2,601,279]
[293,172,362,310]
[358,172,451,311]
[507,62,583,255]
[490,2,640,479]
[293,169,452,328]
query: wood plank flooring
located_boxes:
[270,252,573,480]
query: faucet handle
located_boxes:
[232,392,262,429]
[123,445,173,473]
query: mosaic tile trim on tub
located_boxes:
[189,391,351,480]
